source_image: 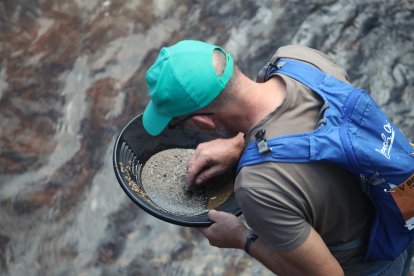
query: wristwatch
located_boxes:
[244,233,258,254]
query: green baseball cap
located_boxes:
[142,40,234,136]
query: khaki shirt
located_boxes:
[235,45,375,274]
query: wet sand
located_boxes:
[140,148,235,215]
[141,148,208,215]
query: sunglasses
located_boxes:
[168,112,214,129]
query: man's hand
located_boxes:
[186,133,245,187]
[199,210,249,249]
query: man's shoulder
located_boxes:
[271,45,350,83]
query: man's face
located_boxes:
[169,113,238,139]
[211,126,238,139]
[193,115,239,139]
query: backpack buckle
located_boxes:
[255,129,271,154]
[405,217,414,230]
[276,61,287,69]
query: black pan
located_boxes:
[113,113,242,227]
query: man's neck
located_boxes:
[240,76,286,132]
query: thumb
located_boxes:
[207,209,221,222]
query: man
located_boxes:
[142,40,414,275]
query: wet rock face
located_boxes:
[0,0,413,275]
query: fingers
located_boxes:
[198,210,220,237]
[186,150,205,187]
[186,146,216,187]
[198,226,208,236]
[186,136,244,187]
[186,150,199,187]
[198,210,248,249]
[198,210,215,235]
[194,165,223,186]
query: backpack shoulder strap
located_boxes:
[238,133,312,172]
[238,59,344,173]
[268,58,358,110]
[271,58,328,92]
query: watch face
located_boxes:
[248,233,258,241]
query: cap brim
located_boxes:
[142,100,172,136]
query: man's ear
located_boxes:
[191,114,216,129]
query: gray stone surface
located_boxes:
[0,0,413,275]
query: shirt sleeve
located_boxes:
[235,168,312,252]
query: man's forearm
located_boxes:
[246,238,291,275]
[246,229,344,276]
[199,211,343,276]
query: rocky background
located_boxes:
[0,0,413,275]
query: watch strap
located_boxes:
[244,233,258,254]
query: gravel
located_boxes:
[141,148,209,215]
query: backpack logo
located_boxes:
[375,121,395,160]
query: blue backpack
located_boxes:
[237,58,414,260]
